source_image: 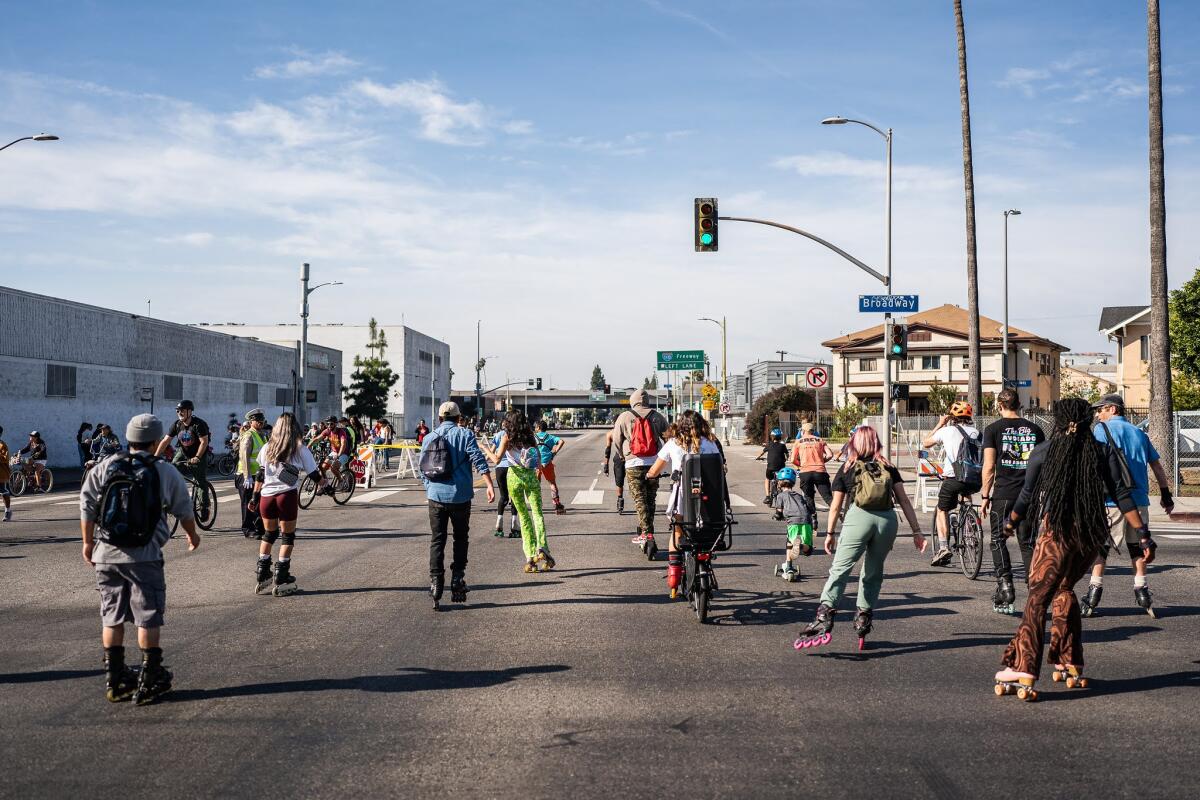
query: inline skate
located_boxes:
[1080,583,1103,618]
[1134,585,1156,618]
[255,558,273,595]
[992,578,1016,615]
[853,608,873,651]
[794,603,835,650]
[131,648,173,706]
[272,560,298,597]
[103,647,138,703]
[430,574,444,610]
[450,572,469,603]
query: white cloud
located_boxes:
[997,67,1050,97]
[352,78,489,145]
[156,232,214,246]
[1166,133,1196,146]
[772,151,962,192]
[253,50,359,80]
[225,101,353,148]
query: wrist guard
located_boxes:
[1138,527,1156,553]
[1161,487,1174,504]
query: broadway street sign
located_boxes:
[859,294,919,313]
[657,350,705,371]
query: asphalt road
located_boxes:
[2,428,1199,799]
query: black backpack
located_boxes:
[98,453,164,548]
[419,432,454,482]
[952,428,984,487]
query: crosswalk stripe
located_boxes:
[728,493,755,508]
[348,489,401,504]
[571,490,604,506]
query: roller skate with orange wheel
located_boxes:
[794,603,835,651]
[1051,664,1089,689]
[994,668,1038,701]
[853,608,872,651]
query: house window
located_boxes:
[163,375,183,400]
[858,358,878,372]
[1140,335,1150,361]
[909,331,932,342]
[275,387,290,406]
[243,382,258,404]
[900,357,915,370]
[921,356,941,370]
[46,364,77,398]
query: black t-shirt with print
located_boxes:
[763,442,789,471]
[831,462,905,495]
[169,416,211,458]
[982,417,1045,496]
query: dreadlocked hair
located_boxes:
[1035,398,1109,554]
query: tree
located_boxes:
[641,374,659,390]
[954,0,983,416]
[342,318,399,421]
[1147,0,1174,474]
[926,379,959,415]
[744,385,816,445]
[1062,378,1104,406]
[590,365,606,391]
[1169,268,1200,380]
[1172,373,1200,412]
[830,402,867,439]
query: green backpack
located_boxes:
[853,460,894,511]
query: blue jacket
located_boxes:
[420,421,490,504]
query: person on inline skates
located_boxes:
[994,399,1149,699]
[80,414,200,705]
[922,402,982,566]
[980,389,1045,614]
[249,412,322,596]
[0,426,11,521]
[611,389,668,553]
[602,428,626,514]
[757,428,789,505]
[646,411,722,597]
[795,426,926,651]
[534,419,567,514]
[482,410,552,573]
[489,426,520,538]
[772,467,815,582]
[1082,394,1174,618]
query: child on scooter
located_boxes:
[772,467,815,581]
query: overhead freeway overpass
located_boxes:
[450,387,671,417]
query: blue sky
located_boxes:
[1,1,1197,388]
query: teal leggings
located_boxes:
[819,505,898,611]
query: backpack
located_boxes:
[951,428,984,487]
[852,460,894,511]
[629,412,659,458]
[97,453,164,548]
[419,432,454,482]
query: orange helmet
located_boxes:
[949,401,973,418]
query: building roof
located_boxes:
[1061,364,1117,392]
[821,303,1069,352]
[1098,305,1149,333]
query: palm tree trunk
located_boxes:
[1148,0,1174,479]
[954,0,982,412]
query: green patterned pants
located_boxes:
[508,465,547,559]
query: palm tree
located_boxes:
[1147,0,1174,474]
[954,0,982,412]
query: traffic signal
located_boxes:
[888,323,908,360]
[694,197,718,252]
[604,383,611,394]
[536,378,543,390]
[891,383,910,401]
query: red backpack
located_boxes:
[629,412,659,458]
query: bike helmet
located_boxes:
[948,401,973,418]
[776,466,797,483]
[771,427,783,440]
[176,400,195,411]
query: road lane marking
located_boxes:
[349,490,401,504]
[572,490,604,505]
[727,493,755,508]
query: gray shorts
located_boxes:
[96,561,166,628]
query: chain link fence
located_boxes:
[1174,410,1200,494]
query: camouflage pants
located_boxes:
[625,466,660,535]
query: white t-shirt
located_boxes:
[933,424,979,480]
[656,438,722,476]
[260,444,319,497]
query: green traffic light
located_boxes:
[892,345,902,354]
[700,232,714,245]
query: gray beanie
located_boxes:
[126,413,164,445]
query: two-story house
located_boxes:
[1098,305,1151,409]
[822,304,1068,413]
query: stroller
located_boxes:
[672,452,736,623]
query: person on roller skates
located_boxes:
[794,426,926,651]
[611,390,668,555]
[483,410,555,574]
[250,413,322,597]
[603,429,626,514]
[771,467,815,582]
[80,414,201,705]
[534,420,567,515]
[994,399,1149,700]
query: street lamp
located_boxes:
[298,262,342,427]
[0,133,59,153]
[699,316,728,442]
[1003,209,1021,386]
[822,114,894,458]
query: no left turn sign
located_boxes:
[806,367,828,389]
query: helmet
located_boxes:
[776,466,797,483]
[176,400,194,411]
[949,401,973,418]
[324,416,337,424]
[245,408,266,422]
[771,427,783,440]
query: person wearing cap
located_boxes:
[610,389,669,549]
[237,409,268,538]
[17,431,49,491]
[310,416,352,483]
[155,400,212,511]
[0,425,12,521]
[420,401,496,606]
[80,413,200,705]
[1084,393,1174,617]
[792,422,834,524]
[89,424,122,461]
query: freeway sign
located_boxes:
[657,350,705,371]
[589,392,607,402]
[859,294,919,313]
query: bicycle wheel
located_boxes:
[9,472,26,497]
[194,482,218,530]
[39,468,54,493]
[169,514,180,538]
[695,588,709,624]
[298,476,318,509]
[217,453,236,477]
[958,507,984,580]
[332,470,356,505]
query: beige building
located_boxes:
[1061,365,1117,398]
[1098,306,1151,410]
[822,304,1068,413]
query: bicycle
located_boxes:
[216,450,237,477]
[168,465,218,535]
[298,457,356,508]
[7,457,54,496]
[931,477,984,579]
[672,452,735,624]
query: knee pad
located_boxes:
[280,532,295,546]
[261,529,279,544]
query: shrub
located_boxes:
[744,386,816,445]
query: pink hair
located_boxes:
[845,425,891,467]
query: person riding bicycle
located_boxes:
[86,424,122,471]
[757,428,789,505]
[310,416,351,484]
[18,431,49,491]
[154,401,212,511]
[923,402,982,567]
[0,426,11,520]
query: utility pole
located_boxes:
[475,320,483,420]
[775,350,788,362]
[297,263,342,427]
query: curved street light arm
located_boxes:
[841,118,888,140]
[0,137,33,152]
[717,216,886,285]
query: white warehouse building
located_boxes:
[0,286,342,468]
[201,323,450,435]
